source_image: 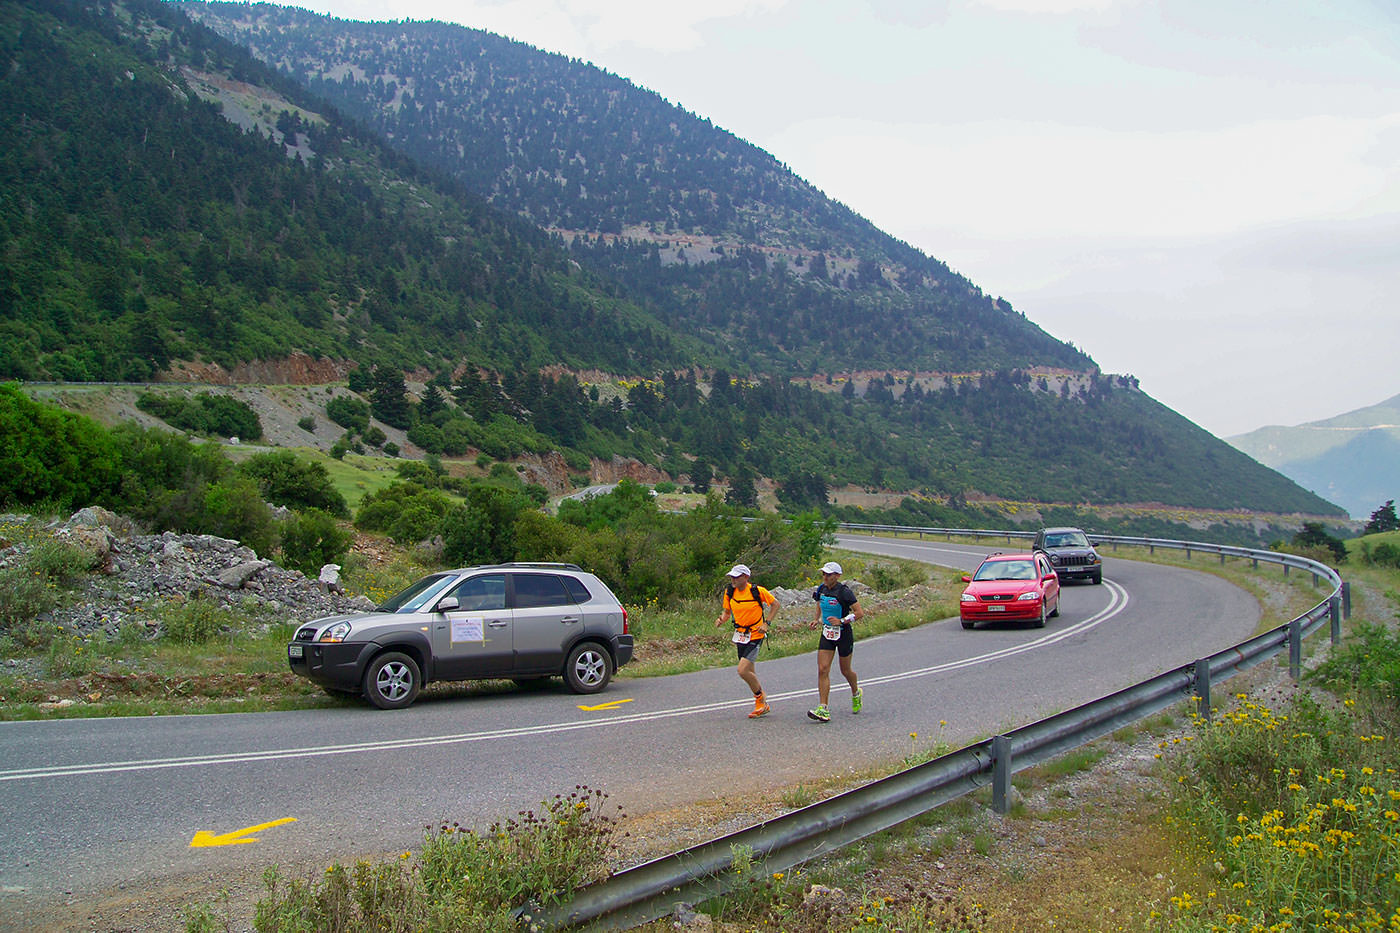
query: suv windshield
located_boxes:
[377,573,457,612]
[1045,531,1089,548]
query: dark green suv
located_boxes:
[1032,527,1103,585]
[288,563,633,709]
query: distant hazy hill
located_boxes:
[1228,394,1400,518]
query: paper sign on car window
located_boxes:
[451,617,485,643]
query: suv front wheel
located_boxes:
[564,642,612,694]
[364,651,422,710]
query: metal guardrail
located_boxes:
[537,527,1347,932]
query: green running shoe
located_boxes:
[807,704,830,722]
[852,688,863,714]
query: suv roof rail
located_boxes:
[479,562,585,572]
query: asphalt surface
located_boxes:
[0,535,1259,923]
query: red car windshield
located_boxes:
[973,560,1037,582]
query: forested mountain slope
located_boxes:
[0,0,1345,520]
[0,0,694,381]
[181,1,1093,376]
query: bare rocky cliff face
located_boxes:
[161,352,351,386]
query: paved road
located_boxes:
[0,536,1257,921]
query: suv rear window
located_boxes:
[562,575,591,603]
[512,573,574,608]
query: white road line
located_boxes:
[0,582,1129,783]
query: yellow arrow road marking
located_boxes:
[190,817,297,847]
[577,698,634,711]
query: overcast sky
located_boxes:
[281,0,1398,438]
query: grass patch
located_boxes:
[314,449,411,513]
[216,787,622,933]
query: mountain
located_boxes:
[179,0,1093,377]
[0,0,1346,525]
[1228,395,1400,519]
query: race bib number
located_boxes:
[731,628,752,644]
[822,622,842,642]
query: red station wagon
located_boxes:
[959,552,1061,629]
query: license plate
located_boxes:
[987,605,1005,612]
[288,645,304,658]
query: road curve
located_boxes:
[0,537,1258,924]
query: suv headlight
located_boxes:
[319,620,353,643]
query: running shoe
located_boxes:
[748,693,770,718]
[807,704,830,722]
[852,688,863,714]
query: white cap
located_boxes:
[727,564,751,577]
[820,561,842,575]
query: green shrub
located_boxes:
[355,483,451,540]
[238,451,348,517]
[1165,691,1400,931]
[279,509,353,576]
[0,538,95,649]
[0,383,123,511]
[441,485,534,565]
[137,392,263,441]
[250,788,619,932]
[201,477,277,557]
[296,415,316,432]
[325,395,370,432]
[108,424,230,530]
[0,568,63,648]
[1369,542,1400,569]
[159,597,239,645]
[1309,620,1400,704]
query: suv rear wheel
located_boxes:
[564,642,612,694]
[364,651,421,710]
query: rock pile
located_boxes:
[1,508,375,641]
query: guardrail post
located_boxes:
[1219,553,1226,565]
[1251,557,1258,570]
[1289,618,1302,680]
[1330,596,1342,644]
[991,735,1011,814]
[1283,564,1289,578]
[1343,581,1351,619]
[1194,658,1211,722]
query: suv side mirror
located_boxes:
[434,596,460,613]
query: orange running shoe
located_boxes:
[748,693,770,718]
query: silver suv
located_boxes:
[288,563,633,709]
[1032,527,1103,585]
